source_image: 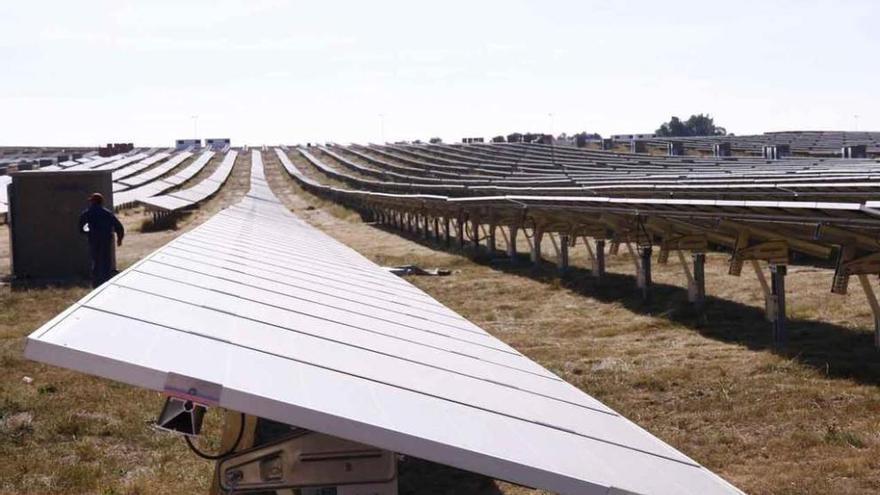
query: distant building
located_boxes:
[175,139,201,151]
[611,133,656,141]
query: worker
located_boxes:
[78,193,124,287]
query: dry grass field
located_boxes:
[2,149,880,494]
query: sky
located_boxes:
[1,0,878,146]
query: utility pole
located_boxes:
[548,112,556,166]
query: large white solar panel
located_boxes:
[26,150,742,495]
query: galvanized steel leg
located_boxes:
[770,264,787,345]
[558,235,570,273]
[638,246,652,300]
[531,228,544,265]
[594,239,606,280]
[488,224,497,254]
[471,220,480,249]
[507,226,519,260]
[691,252,706,309]
[457,218,465,249]
[751,260,773,322]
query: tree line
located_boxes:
[423,114,727,143]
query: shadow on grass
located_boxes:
[379,225,880,387]
[139,212,183,232]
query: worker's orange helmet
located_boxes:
[89,193,104,205]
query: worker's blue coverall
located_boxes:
[78,204,125,287]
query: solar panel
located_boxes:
[139,150,238,212]
[114,151,215,208]
[26,150,742,495]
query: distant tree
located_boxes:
[492,135,506,143]
[656,116,690,137]
[655,114,726,137]
[429,137,443,144]
[685,114,726,136]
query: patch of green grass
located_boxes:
[824,424,868,449]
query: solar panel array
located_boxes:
[1,147,241,223]
[279,142,880,261]
[0,146,96,173]
[26,150,743,494]
[17,137,880,493]
[114,150,215,208]
[616,131,880,156]
[139,150,238,213]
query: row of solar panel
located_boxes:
[296,143,880,202]
[27,150,744,494]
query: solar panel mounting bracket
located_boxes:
[217,429,397,494]
[154,373,223,437]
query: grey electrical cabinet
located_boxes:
[9,170,114,281]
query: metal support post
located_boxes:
[487,224,497,254]
[507,226,519,260]
[457,218,465,249]
[857,274,880,347]
[471,220,480,249]
[558,234,570,273]
[678,250,705,308]
[638,246,652,300]
[770,264,787,345]
[530,227,544,265]
[751,260,773,322]
[594,239,606,280]
[691,252,706,308]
